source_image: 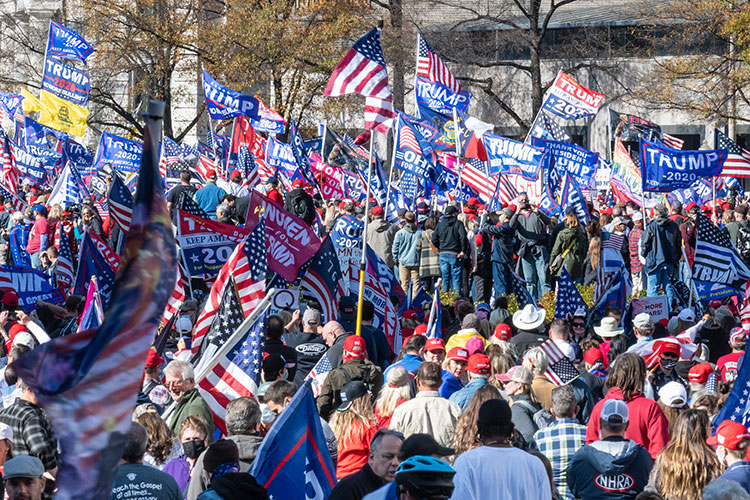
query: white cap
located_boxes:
[633,313,654,330]
[13,332,34,348]
[678,308,696,323]
[0,422,13,442]
[659,381,688,408]
[177,315,193,335]
[601,399,629,424]
[632,212,644,222]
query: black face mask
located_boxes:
[182,439,206,459]
[660,358,678,372]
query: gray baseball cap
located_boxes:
[3,455,44,480]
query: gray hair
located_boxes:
[122,422,148,463]
[703,479,750,500]
[10,211,23,223]
[164,360,194,381]
[225,397,261,435]
[524,347,549,376]
[216,204,229,216]
[654,204,668,218]
[370,428,404,453]
[551,385,577,419]
[461,313,481,331]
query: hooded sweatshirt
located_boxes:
[567,436,653,499]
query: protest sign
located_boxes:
[631,296,669,325]
[176,211,250,276]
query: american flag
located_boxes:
[662,133,684,150]
[107,175,133,234]
[554,269,588,320]
[716,129,750,178]
[299,237,344,324]
[459,158,498,203]
[196,280,266,433]
[93,199,109,219]
[416,34,461,94]
[56,222,75,292]
[11,108,176,500]
[177,190,208,218]
[538,339,580,386]
[0,129,18,193]
[238,146,259,190]
[693,213,750,289]
[159,137,194,182]
[531,112,571,143]
[0,183,27,212]
[511,268,536,308]
[305,353,332,398]
[192,219,267,355]
[160,261,187,326]
[0,266,14,291]
[365,95,394,133]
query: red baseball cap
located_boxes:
[1,291,19,307]
[413,324,428,336]
[144,348,165,369]
[655,338,681,357]
[206,169,217,179]
[343,335,367,359]
[707,420,750,449]
[685,202,698,213]
[467,353,491,375]
[583,348,603,365]
[402,310,418,321]
[688,363,714,384]
[292,179,303,187]
[230,170,241,180]
[467,197,479,206]
[447,347,468,362]
[424,338,446,352]
[493,324,511,341]
[371,206,384,216]
[710,299,723,308]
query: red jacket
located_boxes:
[586,386,669,459]
[335,419,378,480]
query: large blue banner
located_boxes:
[42,56,90,106]
[639,138,727,192]
[251,381,336,499]
[483,134,548,180]
[415,76,472,116]
[0,91,23,118]
[10,143,46,185]
[665,178,714,207]
[46,21,94,63]
[202,70,259,120]
[93,132,143,173]
[3,265,64,312]
[26,145,63,175]
[25,117,66,149]
[532,137,598,187]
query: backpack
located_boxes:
[737,224,750,266]
[291,194,309,220]
[515,400,556,431]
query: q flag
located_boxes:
[93,132,142,173]
[73,231,121,308]
[532,137,599,188]
[42,56,90,106]
[245,191,322,282]
[251,381,336,500]
[483,133,548,180]
[202,70,260,121]
[46,21,94,63]
[2,265,64,312]
[12,102,176,500]
[639,138,726,192]
[541,71,605,120]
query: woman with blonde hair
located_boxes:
[488,351,514,391]
[374,366,410,428]
[329,381,378,480]
[134,405,182,469]
[648,409,722,499]
[583,236,601,286]
[451,385,503,460]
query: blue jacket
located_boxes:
[719,461,750,494]
[483,220,514,264]
[440,370,463,399]
[449,377,489,410]
[392,224,423,267]
[384,353,422,378]
[567,437,653,500]
[194,183,226,220]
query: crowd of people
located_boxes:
[0,152,750,500]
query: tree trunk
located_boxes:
[388,0,405,112]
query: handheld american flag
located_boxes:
[416,34,461,94]
[55,222,75,292]
[299,236,344,324]
[108,174,134,234]
[12,102,176,500]
[716,128,750,178]
[305,353,333,398]
[693,213,750,289]
[176,189,209,218]
[554,269,588,320]
[538,339,580,386]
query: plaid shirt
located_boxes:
[533,418,587,500]
[628,226,644,274]
[0,398,58,470]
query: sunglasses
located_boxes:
[572,322,585,328]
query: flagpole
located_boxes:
[452,107,464,211]
[384,119,398,214]
[320,121,327,161]
[425,278,441,332]
[356,132,375,337]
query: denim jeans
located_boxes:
[521,247,550,300]
[493,261,509,300]
[646,264,675,309]
[439,253,462,293]
[30,251,42,270]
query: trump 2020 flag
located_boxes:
[251,381,336,499]
[202,70,260,121]
[639,137,726,192]
[46,21,94,63]
[12,102,176,500]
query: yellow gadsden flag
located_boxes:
[21,88,42,114]
[39,89,89,137]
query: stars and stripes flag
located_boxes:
[195,279,267,433]
[107,174,133,234]
[324,27,394,133]
[416,33,461,94]
[459,158,499,204]
[238,145,259,190]
[0,183,27,213]
[192,219,268,355]
[159,137,191,179]
[555,269,588,319]
[160,260,188,326]
[662,133,684,150]
[0,266,14,291]
[299,237,344,324]
[716,129,750,178]
[538,339,580,386]
[693,213,750,289]
[56,222,75,291]
[11,106,176,500]
[511,268,537,308]
[176,190,208,218]
[305,354,333,398]
[530,111,572,143]
[0,129,19,193]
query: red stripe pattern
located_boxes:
[416,34,461,94]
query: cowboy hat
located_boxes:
[512,304,546,331]
[594,317,624,338]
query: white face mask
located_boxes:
[717,446,728,467]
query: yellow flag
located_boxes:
[21,89,42,114]
[39,90,89,137]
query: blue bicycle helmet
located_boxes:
[395,455,456,499]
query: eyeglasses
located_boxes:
[572,322,585,328]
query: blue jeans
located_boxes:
[647,264,675,309]
[30,251,42,269]
[493,261,509,299]
[521,247,550,300]
[439,253,462,293]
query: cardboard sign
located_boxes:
[631,296,669,324]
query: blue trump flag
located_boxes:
[414,76,472,115]
[560,172,590,224]
[251,381,336,499]
[93,132,142,173]
[0,91,23,118]
[202,70,259,121]
[483,133,549,180]
[639,138,727,192]
[46,21,94,63]
[3,265,64,312]
[25,117,66,149]
[42,56,90,106]
[532,137,599,188]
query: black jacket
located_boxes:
[510,330,547,358]
[283,331,327,387]
[283,188,316,226]
[328,464,385,500]
[431,215,469,254]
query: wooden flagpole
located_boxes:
[356,131,375,337]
